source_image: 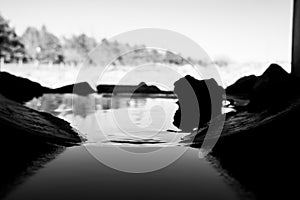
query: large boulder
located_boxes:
[173,75,224,131]
[0,94,84,146]
[248,63,292,111]
[184,97,300,199]
[0,72,97,99]
[226,74,257,98]
[0,72,51,103]
[226,63,300,112]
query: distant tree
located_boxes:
[21,25,63,63]
[0,14,26,62]
[39,26,63,63]
[62,46,82,65]
[63,34,97,64]
[150,49,164,63]
[18,23,207,66]
[213,55,232,67]
[76,34,98,54]
[164,51,184,65]
[21,27,40,60]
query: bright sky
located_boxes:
[0,0,293,62]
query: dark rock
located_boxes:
[182,97,299,199]
[226,74,257,98]
[182,87,300,199]
[0,94,84,146]
[180,64,299,198]
[0,72,174,103]
[213,99,298,199]
[134,82,168,94]
[248,63,295,111]
[0,72,96,102]
[0,72,51,103]
[226,63,300,112]
[0,74,86,197]
[173,75,224,131]
[53,82,96,96]
[97,82,174,95]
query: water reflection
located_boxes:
[26,94,148,117]
[21,94,250,200]
[26,94,184,145]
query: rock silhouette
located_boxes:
[53,82,97,95]
[184,63,300,199]
[0,73,87,197]
[55,81,174,96]
[226,63,300,111]
[226,74,257,99]
[97,82,174,95]
[0,72,51,103]
[0,94,84,146]
[248,63,296,111]
[0,72,175,103]
[173,75,224,131]
[183,97,299,199]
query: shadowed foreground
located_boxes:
[0,94,84,145]
[0,94,84,198]
[179,64,298,199]
[0,143,65,199]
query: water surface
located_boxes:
[3,94,247,199]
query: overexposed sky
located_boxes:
[0,0,293,62]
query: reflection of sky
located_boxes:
[0,0,292,62]
[26,94,184,145]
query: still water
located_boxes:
[4,94,244,200]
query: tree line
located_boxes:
[0,13,214,66]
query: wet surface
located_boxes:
[4,146,241,200]
[26,94,188,146]
[0,94,249,200]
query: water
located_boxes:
[25,94,186,144]
[3,94,245,199]
[4,146,239,200]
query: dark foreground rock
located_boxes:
[0,93,84,197]
[0,72,51,103]
[177,65,299,198]
[173,75,224,131]
[181,71,300,199]
[0,74,86,198]
[0,94,84,146]
[182,97,298,199]
[226,74,257,99]
[226,63,300,111]
[248,64,300,111]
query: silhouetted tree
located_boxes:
[0,14,26,62]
